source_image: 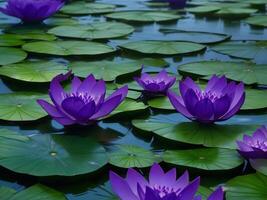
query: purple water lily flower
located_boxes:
[167,75,245,123]
[0,0,65,23]
[37,72,128,126]
[237,126,267,159]
[134,70,176,94]
[110,163,224,200]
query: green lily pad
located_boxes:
[163,148,243,170]
[0,93,48,121]
[71,58,166,81]
[132,113,262,149]
[61,2,117,15]
[250,159,267,176]
[215,8,258,17]
[108,145,158,168]
[22,41,116,56]
[159,29,230,44]
[0,47,27,65]
[48,22,134,39]
[0,187,16,200]
[179,61,267,85]
[119,41,205,55]
[106,11,181,22]
[110,99,148,116]
[148,89,267,110]
[0,132,107,176]
[0,129,29,142]
[245,15,267,27]
[186,6,221,14]
[6,184,66,200]
[226,173,267,200]
[0,61,68,82]
[0,36,25,47]
[44,17,79,26]
[212,41,267,60]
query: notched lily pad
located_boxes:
[0,92,48,121]
[71,58,166,81]
[0,61,68,82]
[0,133,108,176]
[226,173,267,200]
[61,2,117,15]
[108,145,158,168]
[132,113,262,149]
[245,15,267,27]
[119,41,206,55]
[179,61,267,85]
[106,11,181,22]
[22,41,116,56]
[163,148,243,170]
[0,47,27,65]
[48,22,134,39]
[212,41,267,61]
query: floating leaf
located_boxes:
[0,61,68,82]
[0,36,25,47]
[48,22,134,39]
[132,113,262,149]
[0,133,107,176]
[212,41,267,61]
[245,15,267,27]
[0,47,27,65]
[22,41,116,56]
[179,61,267,85]
[226,173,267,200]
[186,6,221,14]
[61,2,116,15]
[0,129,29,142]
[215,8,258,17]
[0,93,48,121]
[110,99,148,116]
[71,58,166,81]
[163,148,243,170]
[159,29,230,44]
[250,159,267,176]
[108,145,158,168]
[106,11,181,22]
[8,184,66,200]
[119,41,205,55]
[0,187,16,200]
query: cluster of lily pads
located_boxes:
[0,0,266,199]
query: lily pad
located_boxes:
[148,89,267,110]
[106,11,181,22]
[0,187,16,200]
[61,2,117,15]
[132,113,262,149]
[245,15,267,27]
[71,58,166,81]
[0,129,29,142]
[163,148,243,170]
[22,41,116,56]
[215,8,258,17]
[0,61,68,82]
[0,47,27,65]
[0,92,48,121]
[0,132,107,176]
[250,159,267,176]
[179,61,267,85]
[226,173,267,200]
[0,36,25,46]
[7,184,66,200]
[108,145,158,168]
[44,17,79,26]
[119,41,205,55]
[159,29,230,44]
[48,22,134,39]
[110,99,148,116]
[186,6,221,14]
[212,41,267,61]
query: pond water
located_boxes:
[0,0,267,199]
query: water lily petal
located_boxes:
[179,77,201,98]
[207,187,224,200]
[126,168,149,196]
